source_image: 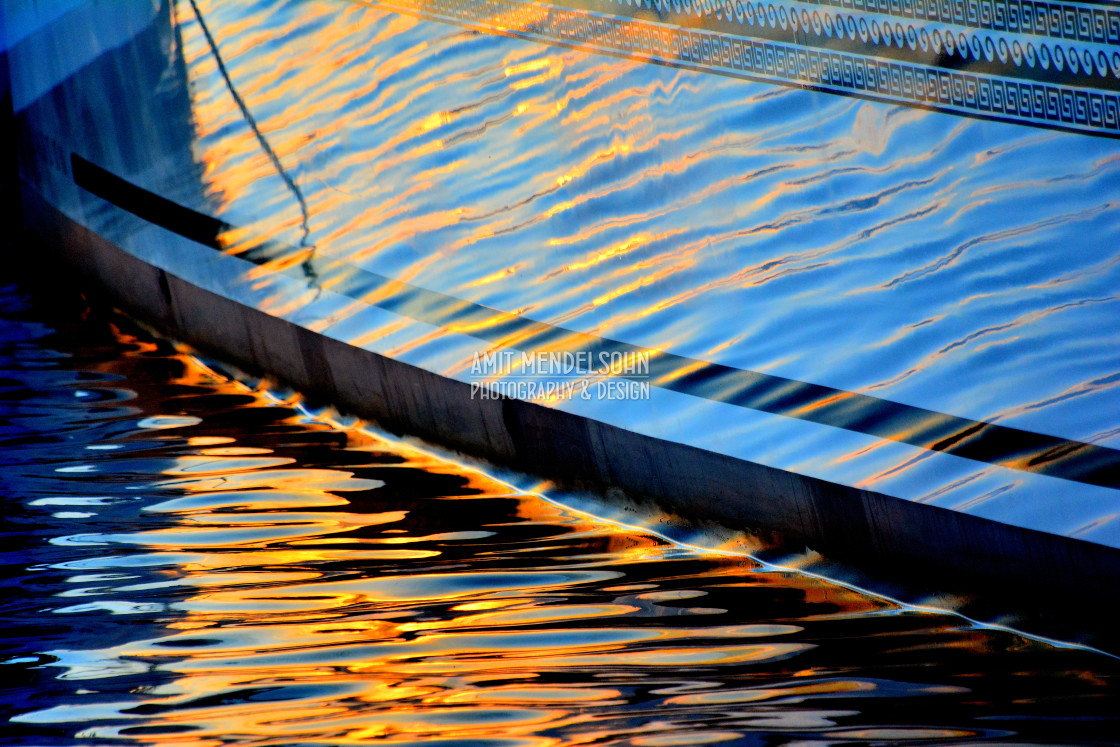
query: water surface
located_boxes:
[2,283,1118,744]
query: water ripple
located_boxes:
[2,284,1119,744]
[173,0,1120,456]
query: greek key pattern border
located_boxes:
[795,0,1120,44]
[376,0,1120,136]
[583,0,1120,88]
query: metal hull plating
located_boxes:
[8,0,1120,600]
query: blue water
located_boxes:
[2,283,1119,744]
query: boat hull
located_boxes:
[9,0,1120,610]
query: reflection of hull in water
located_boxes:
[10,0,1120,604]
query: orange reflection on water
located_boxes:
[50,3,1116,741]
[49,355,813,744]
[463,262,527,288]
[17,312,1117,745]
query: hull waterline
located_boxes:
[7,0,1120,619]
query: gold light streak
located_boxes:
[544,231,666,277]
[651,335,743,386]
[559,78,651,128]
[463,263,526,288]
[383,299,538,359]
[344,316,414,349]
[591,261,690,307]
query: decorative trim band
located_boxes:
[367,0,1120,136]
[570,0,1120,88]
[578,0,1120,83]
[777,0,1120,44]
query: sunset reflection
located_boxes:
[10,0,1120,738]
[6,303,1116,745]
